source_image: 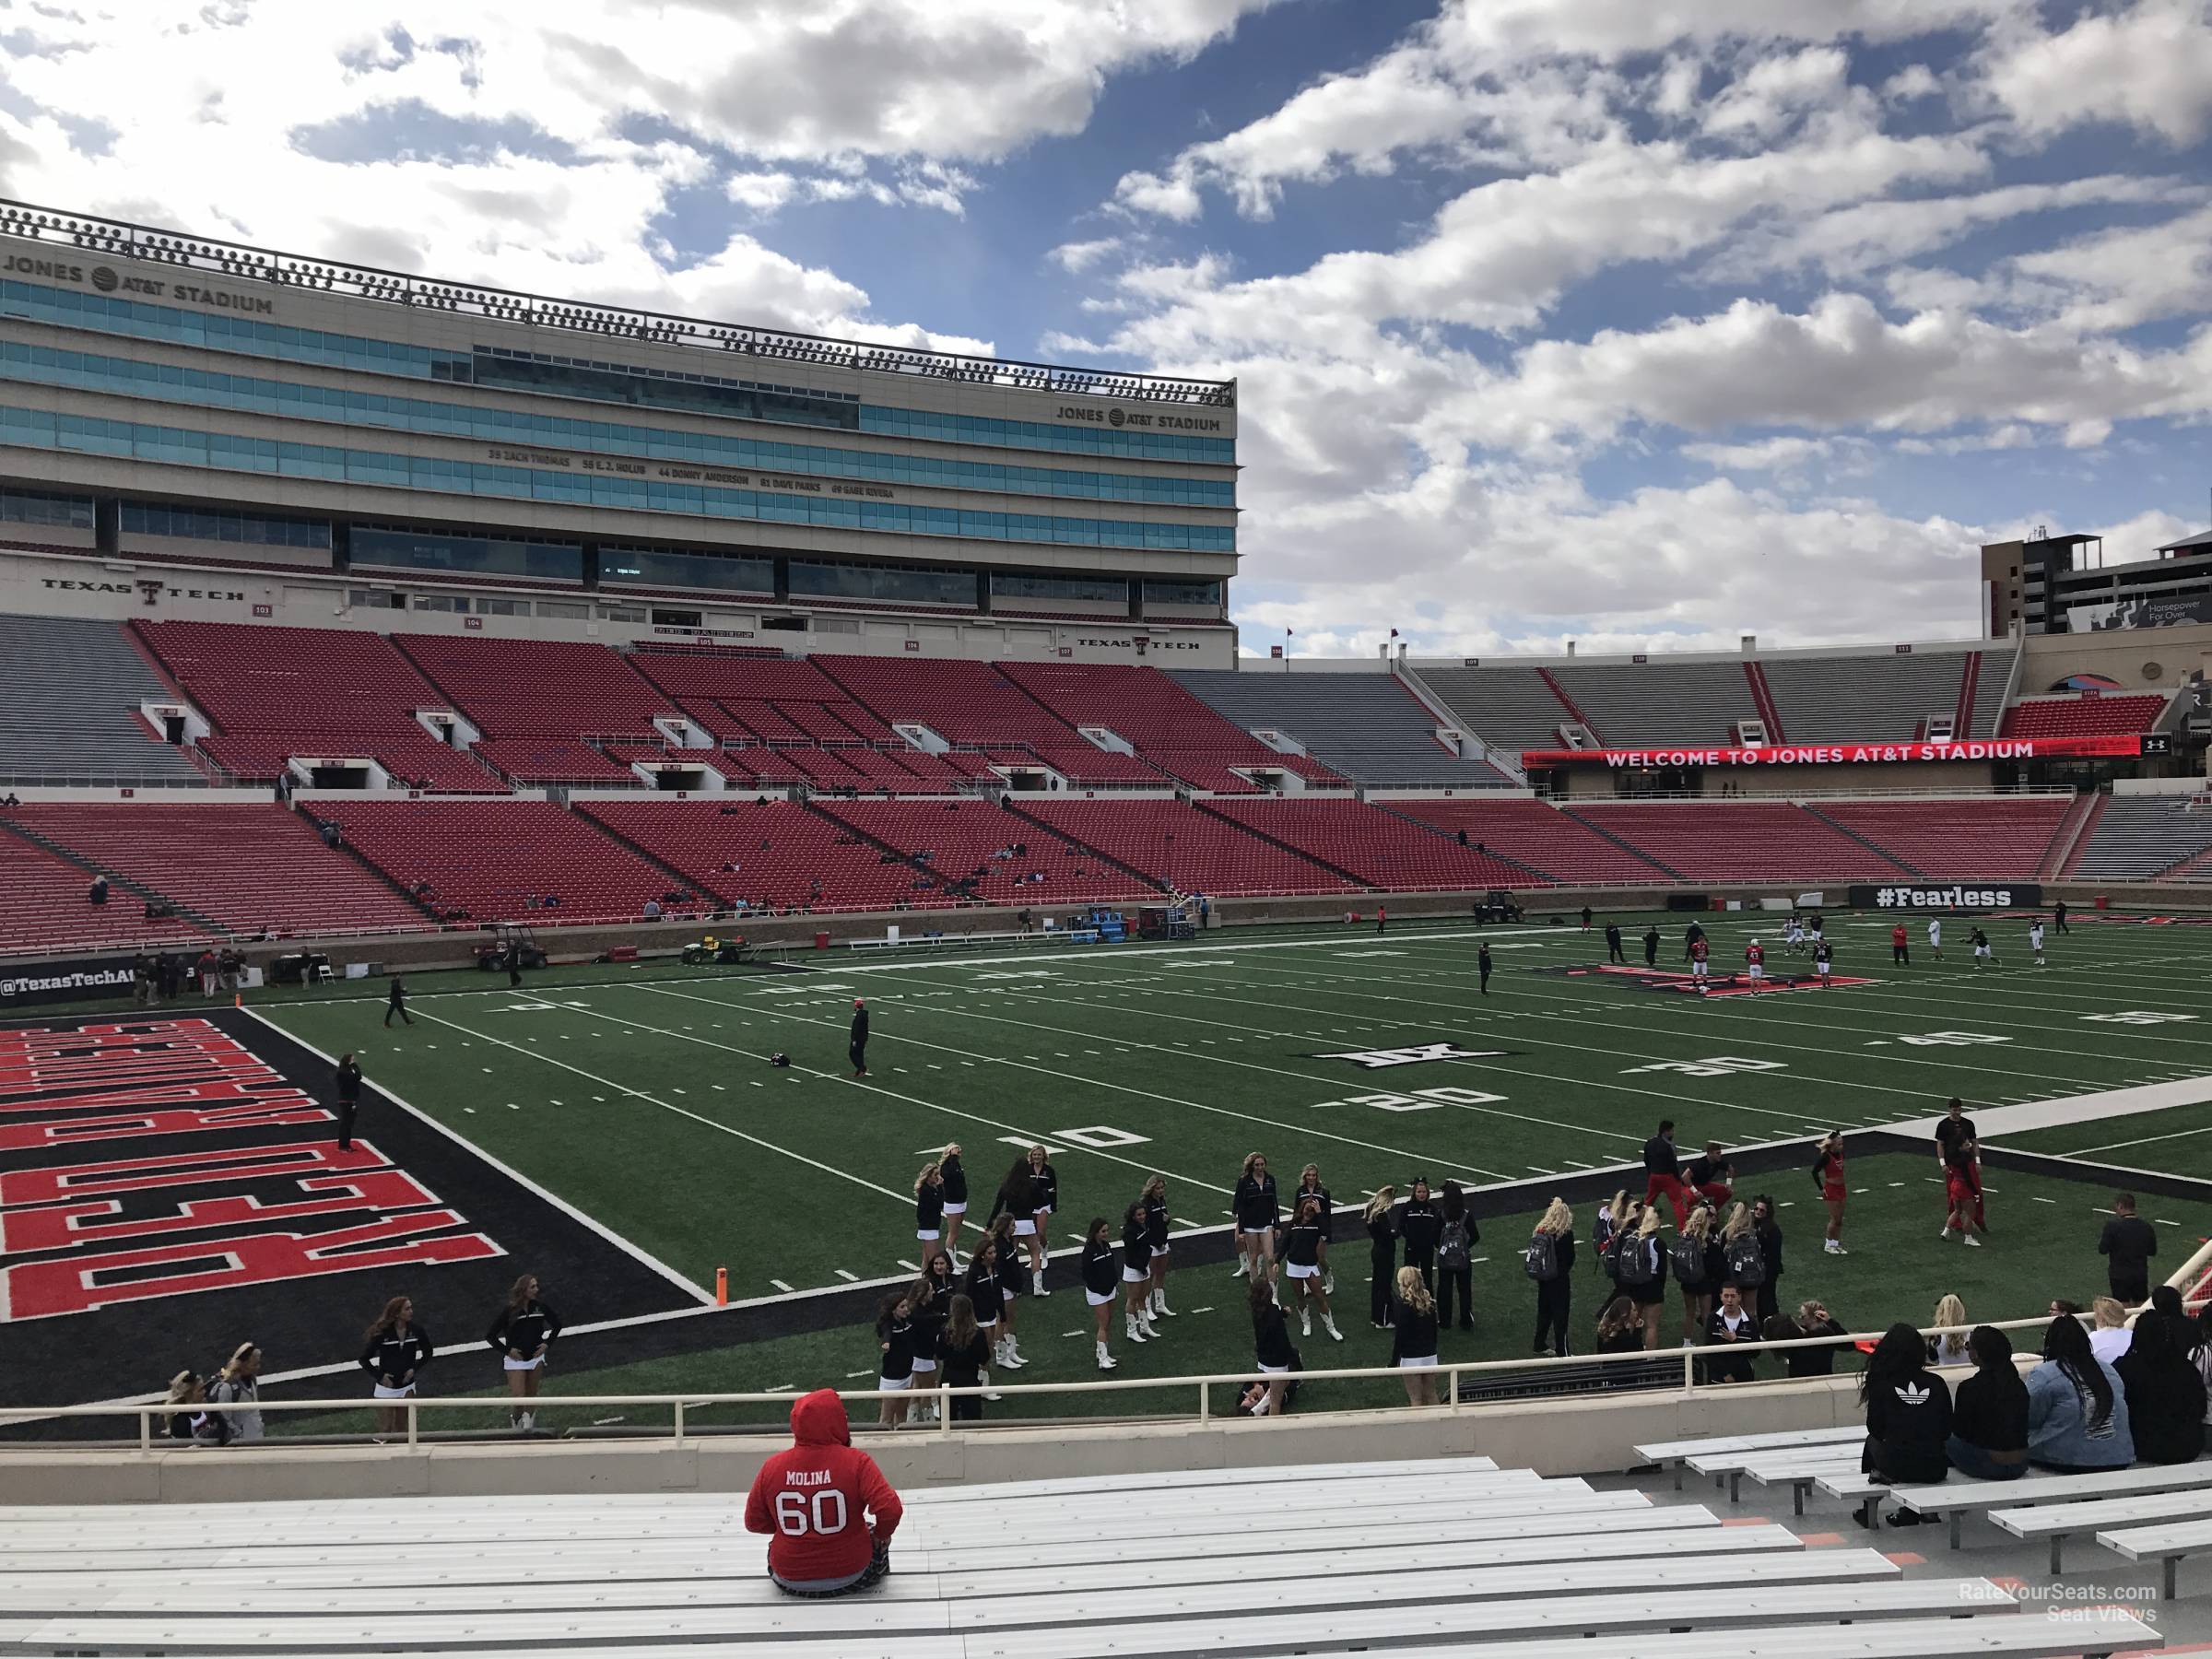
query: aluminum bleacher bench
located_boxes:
[1688,1441,1861,1506]
[1822,1458,2212,1548]
[0,1566,2002,1655]
[1995,1487,2212,1574]
[1734,1449,1870,1516]
[2098,1514,2212,1600]
[1638,1423,1864,1489]
[0,1524,1807,1617]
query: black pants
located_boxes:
[849,1042,867,1074]
[384,1002,410,1026]
[1644,946,1657,966]
[1608,943,1624,962]
[949,1393,982,1422]
[1535,1278,1571,1356]
[1756,1280,1779,1325]
[335,1100,357,1151]
[2112,1274,2150,1305]
[1405,1253,1434,1295]
[1479,967,1490,995]
[2056,915,2070,933]
[509,965,523,987]
[1893,946,1909,964]
[1370,1258,1395,1325]
[1439,1265,1472,1329]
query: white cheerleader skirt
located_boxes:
[878,1375,912,1392]
[1087,1288,1115,1307]
[1399,1355,1438,1370]
[503,1356,545,1373]
[1013,1218,1038,1237]
[1286,1262,1319,1280]
[372,1382,415,1400]
[917,1228,941,1242]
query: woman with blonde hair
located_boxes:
[1392,1265,1441,1406]
[1292,1162,1335,1294]
[937,1143,970,1268]
[206,1342,265,1442]
[1931,1294,1971,1365]
[1594,1188,1630,1270]
[1624,1205,1671,1351]
[1139,1175,1174,1321]
[486,1274,560,1431]
[1530,1198,1577,1358]
[1673,1204,1716,1347]
[1365,1185,1399,1329]
[2089,1296,2134,1365]
[914,1161,946,1266]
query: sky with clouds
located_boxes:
[2,0,2209,657]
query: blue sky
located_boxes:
[2,0,2208,655]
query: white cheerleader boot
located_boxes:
[1096,1341,1117,1371]
[1125,1313,1149,1344]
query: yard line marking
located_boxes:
[897,1259,920,1272]
[771,1279,795,1293]
[2051,1121,2212,1159]
[834,1269,859,1282]
[242,1006,718,1307]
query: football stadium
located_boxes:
[6,192,2212,1655]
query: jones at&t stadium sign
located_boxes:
[1520,735,2157,769]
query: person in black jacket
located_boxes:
[335,1053,363,1152]
[1140,1176,1174,1322]
[906,1268,946,1423]
[1702,1285,1759,1384]
[1364,1186,1399,1329]
[1605,921,1624,963]
[1860,1322,1953,1512]
[1120,1199,1157,1347]
[1018,1144,1057,1295]
[1530,1198,1576,1357]
[1750,1194,1784,1325]
[487,1274,560,1431]
[1280,1196,1344,1344]
[875,1290,916,1427]
[384,974,412,1027]
[1251,1274,1300,1416]
[1642,924,1660,968]
[1435,1181,1477,1332]
[2116,1312,2207,1465]
[1079,1217,1121,1371]
[1766,1300,1847,1377]
[849,998,869,1078]
[1478,941,1493,994]
[1947,1324,2030,1481]
[1399,1176,1442,1292]
[2100,1194,2159,1305]
[914,1160,947,1267]
[1642,1121,1686,1226]
[1393,1265,1441,1406]
[935,1293,992,1422]
[1231,1152,1279,1284]
[937,1143,970,1268]
[360,1295,433,1436]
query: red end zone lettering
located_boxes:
[3,1164,447,1253]
[1,1209,505,1321]
[0,1101,330,1152]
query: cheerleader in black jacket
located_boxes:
[1140,1175,1175,1321]
[963,1235,1010,1387]
[914,1161,947,1269]
[1079,1218,1121,1371]
[938,1142,970,1268]
[984,1214,1030,1369]
[1364,1185,1399,1328]
[1250,1275,1300,1417]
[1122,1198,1158,1346]
[1231,1152,1279,1284]
[1282,1196,1344,1343]
[906,1268,947,1423]
[360,1295,434,1437]
[486,1274,560,1431]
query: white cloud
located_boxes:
[1048,237,1124,274]
[1982,0,2212,147]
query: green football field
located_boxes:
[257,909,2212,1305]
[204,906,2212,1429]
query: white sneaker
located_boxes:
[1963,1234,1982,1248]
[1825,1241,1847,1255]
[1938,1227,1951,1241]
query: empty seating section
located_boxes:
[396,634,674,738]
[1171,668,1511,786]
[1411,665,1582,752]
[0,614,205,783]
[1205,799,1535,889]
[815,654,1075,746]
[316,800,684,924]
[816,797,1152,903]
[8,804,429,935]
[1570,802,1909,881]
[631,652,895,743]
[0,827,205,952]
[2075,796,2212,878]
[2001,691,2170,737]
[1971,641,2018,735]
[1000,661,1348,790]
[580,801,922,910]
[1548,661,1762,746]
[1017,799,1357,895]
[1017,743,1177,785]
[1818,797,2072,877]
[472,738,640,785]
[1386,799,1665,882]
[1758,651,1976,742]
[134,619,497,792]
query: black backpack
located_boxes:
[1725,1231,1766,1287]
[1524,1230,1559,1282]
[1616,1235,1657,1288]
[1670,1235,1709,1287]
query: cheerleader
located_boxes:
[989,1157,1044,1296]
[1024,1144,1058,1295]
[1593,1187,1630,1271]
[1141,1175,1174,1320]
[1249,1275,1299,1417]
[1393,1265,1441,1406]
[1230,1152,1279,1282]
[1292,1163,1335,1294]
[1122,1198,1158,1345]
[1400,1176,1442,1292]
[962,1234,1006,1381]
[984,1214,1030,1368]
[914,1161,946,1266]
[907,1271,946,1423]
[486,1274,560,1431]
[876,1291,915,1427]
[1281,1196,1344,1342]
[1365,1185,1399,1329]
[935,1294,991,1421]
[939,1142,970,1267]
[1812,1131,1848,1255]
[359,1295,434,1438]
[1080,1218,1121,1371]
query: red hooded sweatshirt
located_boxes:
[745,1388,903,1583]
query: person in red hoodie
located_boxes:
[745,1388,903,1597]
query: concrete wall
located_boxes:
[0,1376,1866,1505]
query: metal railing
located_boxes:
[5,1309,2163,1452]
